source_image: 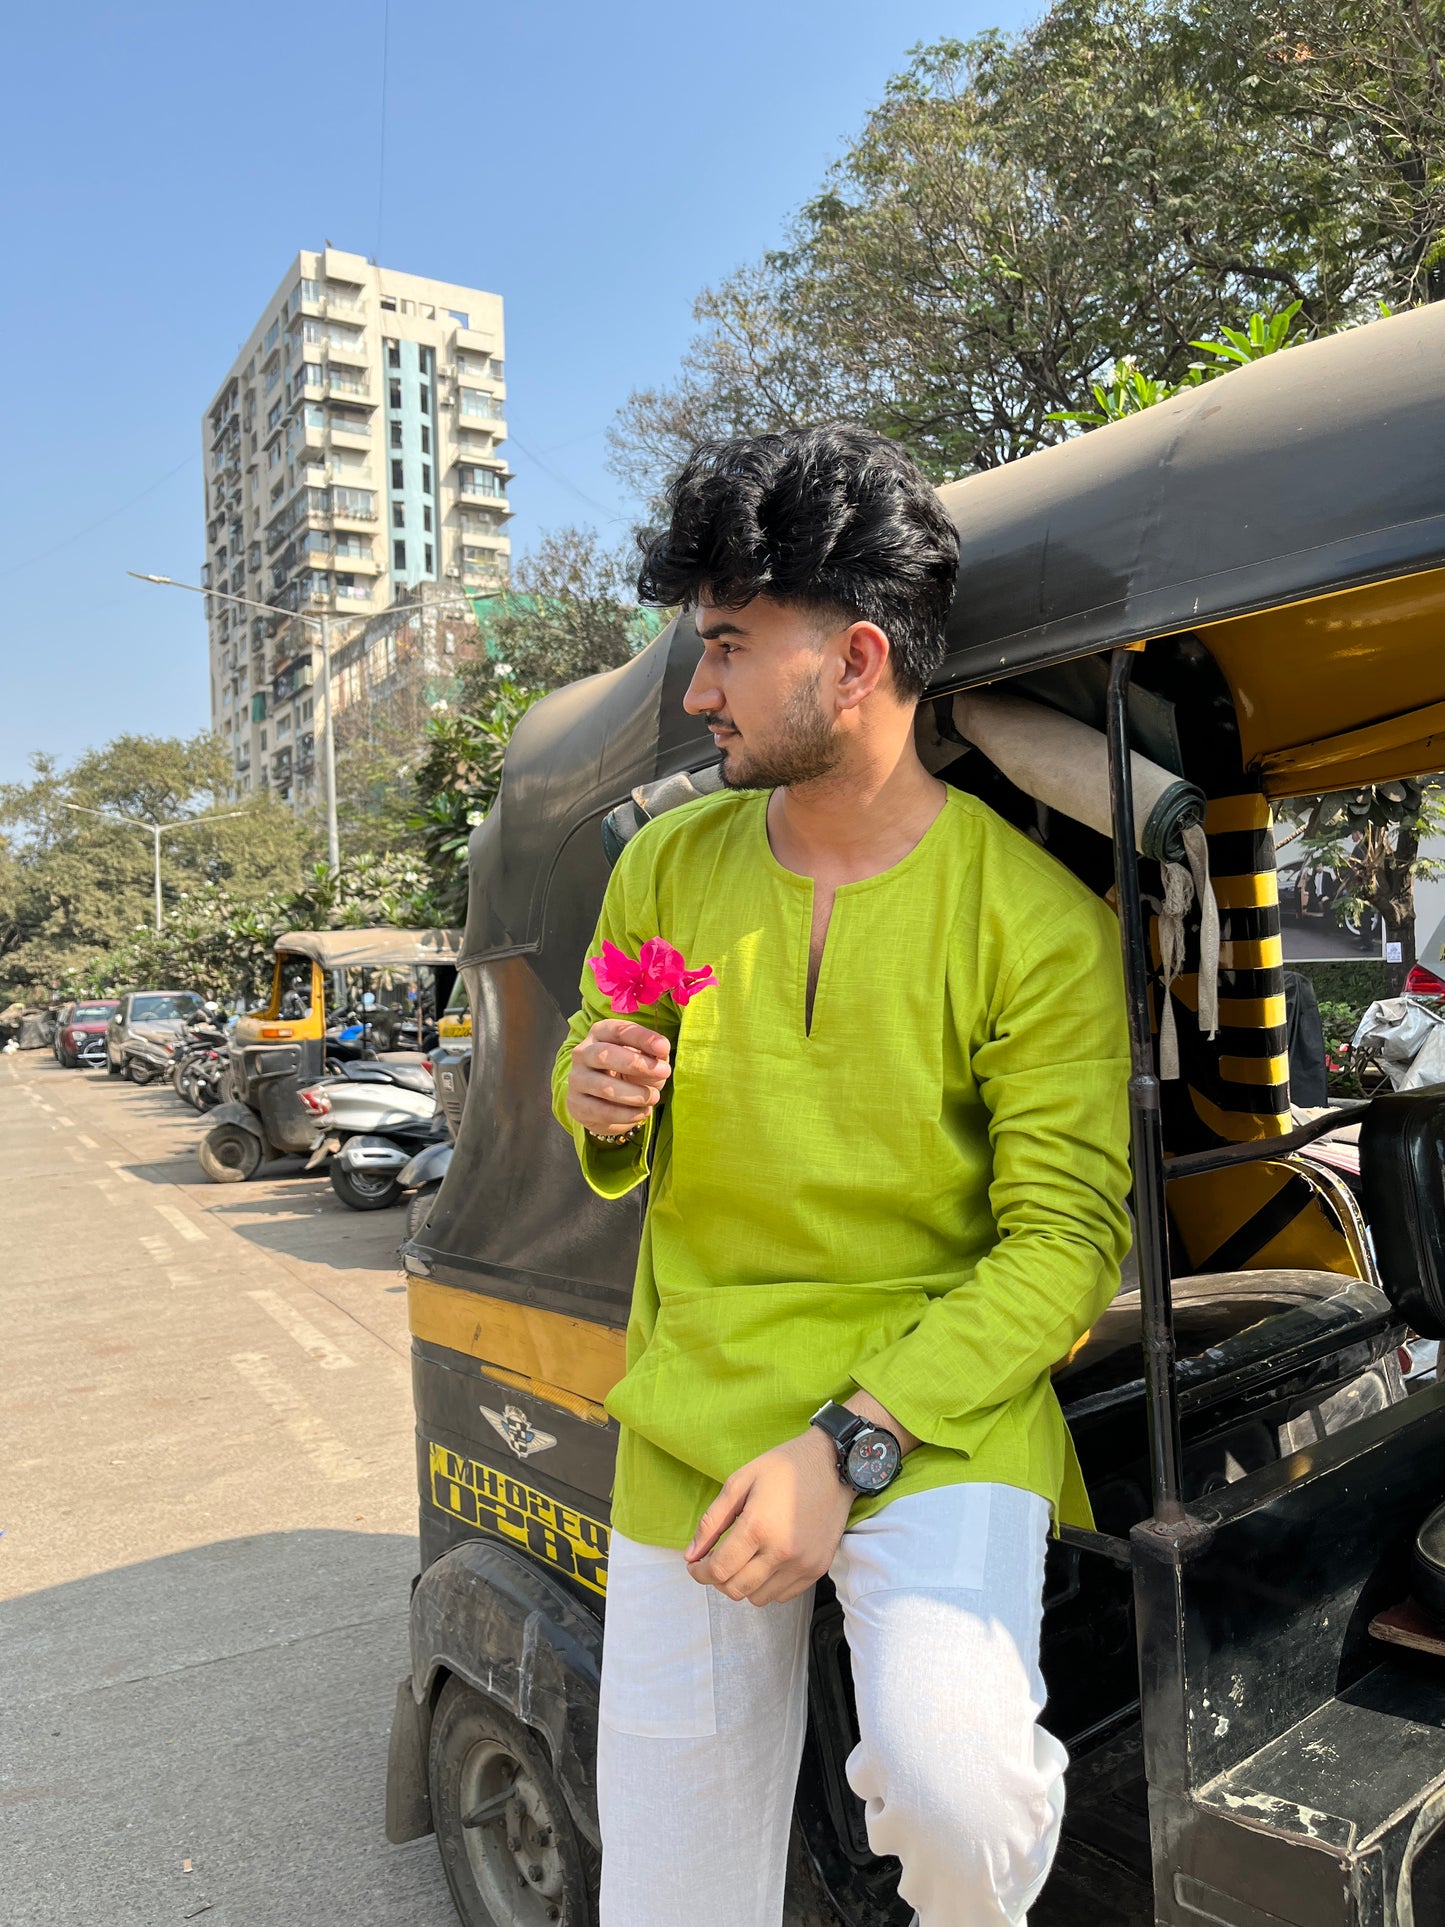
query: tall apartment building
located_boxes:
[202,246,511,809]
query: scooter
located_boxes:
[301,1060,446,1211]
[172,1018,231,1111]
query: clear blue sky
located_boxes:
[0,0,1034,786]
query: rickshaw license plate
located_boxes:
[428,1440,610,1596]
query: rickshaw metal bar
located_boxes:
[1106,647,1186,1521]
[1164,1103,1368,1181]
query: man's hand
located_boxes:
[565,1018,671,1138]
[685,1429,853,1606]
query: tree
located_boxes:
[404,528,668,922]
[460,527,666,710]
[407,683,546,924]
[0,733,314,1000]
[67,853,442,1008]
[611,1,1445,505]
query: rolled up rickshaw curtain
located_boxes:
[953,691,1219,1079]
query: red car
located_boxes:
[54,998,119,1068]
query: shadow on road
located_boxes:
[1,1530,456,1927]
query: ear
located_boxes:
[834,622,893,712]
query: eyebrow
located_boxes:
[695,616,748,640]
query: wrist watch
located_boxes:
[809,1400,903,1495]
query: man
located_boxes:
[552,425,1131,1926]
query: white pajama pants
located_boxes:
[597,1483,1067,1927]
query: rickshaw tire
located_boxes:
[428,1676,597,1927]
[405,1181,443,1242]
[200,1124,263,1184]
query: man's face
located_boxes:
[683,597,846,790]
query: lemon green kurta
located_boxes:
[551,785,1132,1549]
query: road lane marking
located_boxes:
[55,1114,75,1126]
[246,1290,355,1371]
[152,1202,207,1243]
[166,1268,202,1289]
[77,1135,98,1149]
[107,1162,141,1185]
[140,1234,175,1264]
[229,1352,365,1482]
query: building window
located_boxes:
[420,424,430,455]
[447,308,470,328]
[394,540,406,570]
[423,504,433,532]
[390,421,402,449]
[380,295,396,312]
[420,385,430,412]
[424,543,433,572]
[391,459,404,489]
[422,464,432,494]
[260,729,268,749]
[387,339,400,368]
[392,502,405,528]
[389,380,402,409]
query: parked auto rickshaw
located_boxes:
[386,303,1445,1927]
[199,927,460,1183]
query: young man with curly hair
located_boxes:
[553,425,1132,1927]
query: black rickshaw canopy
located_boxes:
[463,302,1445,973]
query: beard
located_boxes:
[717,674,844,791]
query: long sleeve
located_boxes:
[853,891,1132,1451]
[550,830,681,1201]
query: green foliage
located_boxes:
[1280,781,1445,969]
[0,733,314,1000]
[1049,301,1306,425]
[62,854,440,1008]
[406,528,664,924]
[406,684,546,924]
[612,0,1445,501]
[463,528,665,711]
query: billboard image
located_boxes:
[1276,858,1386,962]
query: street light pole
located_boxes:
[64,804,246,933]
[128,571,341,871]
[319,611,339,871]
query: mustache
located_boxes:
[707,715,738,732]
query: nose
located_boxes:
[683,655,721,717]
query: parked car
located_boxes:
[54,999,119,1068]
[106,990,207,1081]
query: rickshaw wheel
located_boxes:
[199,1124,262,1184]
[429,1677,596,1927]
[405,1180,443,1241]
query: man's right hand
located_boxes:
[565,1019,671,1138]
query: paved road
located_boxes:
[1,1049,458,1927]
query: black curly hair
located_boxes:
[636,425,960,699]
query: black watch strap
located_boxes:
[810,1399,867,1455]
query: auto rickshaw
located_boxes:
[386,302,1445,1926]
[200,926,460,1183]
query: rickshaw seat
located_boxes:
[1054,1267,1395,1417]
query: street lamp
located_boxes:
[64,803,246,934]
[129,570,341,871]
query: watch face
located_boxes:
[846,1429,901,1493]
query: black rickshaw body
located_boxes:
[222,928,461,1159]
[391,304,1445,1926]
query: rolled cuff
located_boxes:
[573,1112,655,1200]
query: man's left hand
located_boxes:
[685,1429,853,1606]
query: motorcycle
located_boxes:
[171,1018,231,1112]
[123,1029,179,1085]
[301,1059,446,1211]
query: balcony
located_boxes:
[326,371,372,402]
[324,335,369,369]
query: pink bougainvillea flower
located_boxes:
[672,965,718,1006]
[587,937,716,1014]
